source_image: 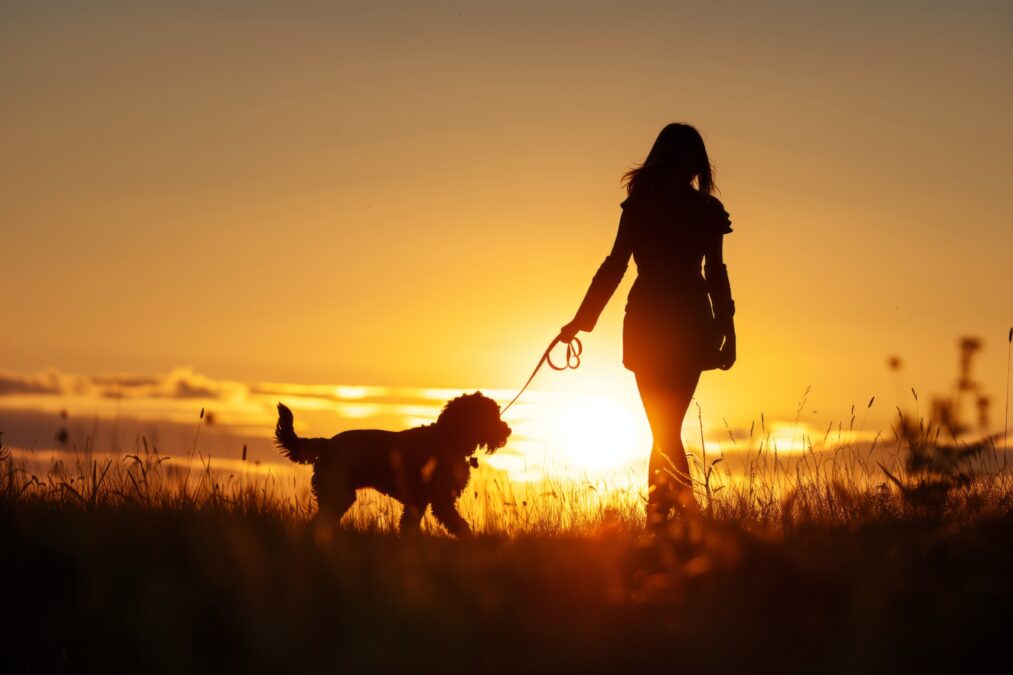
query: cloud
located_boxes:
[0,371,63,396]
[90,374,161,387]
[159,367,238,399]
[0,367,247,401]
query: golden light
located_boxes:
[549,395,642,472]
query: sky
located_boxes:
[2,0,1011,447]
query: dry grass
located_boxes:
[2,408,1011,673]
[3,401,1008,535]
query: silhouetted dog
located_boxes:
[275,392,510,536]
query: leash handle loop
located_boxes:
[500,335,582,415]
[546,337,581,370]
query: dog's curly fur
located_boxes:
[275,392,510,536]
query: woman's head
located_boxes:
[622,123,715,196]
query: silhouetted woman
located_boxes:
[559,123,736,527]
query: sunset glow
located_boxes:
[550,395,640,472]
[1,1,1009,448]
[2,4,1011,670]
[0,0,1007,523]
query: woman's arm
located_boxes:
[559,209,635,340]
[704,231,736,369]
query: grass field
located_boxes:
[2,411,1011,673]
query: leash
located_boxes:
[500,335,583,415]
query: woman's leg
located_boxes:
[635,368,702,527]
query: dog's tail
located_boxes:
[275,403,323,465]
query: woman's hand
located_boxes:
[558,319,581,343]
[718,326,736,370]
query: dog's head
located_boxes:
[436,392,511,454]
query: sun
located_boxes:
[549,394,643,473]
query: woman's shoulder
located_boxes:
[619,186,664,211]
[619,192,639,210]
[699,192,732,234]
[620,188,732,233]
[702,191,726,209]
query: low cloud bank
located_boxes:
[0,367,247,401]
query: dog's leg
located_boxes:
[398,503,426,536]
[314,490,356,530]
[431,498,471,538]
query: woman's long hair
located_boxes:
[622,123,715,197]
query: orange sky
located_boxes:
[2,1,1011,430]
